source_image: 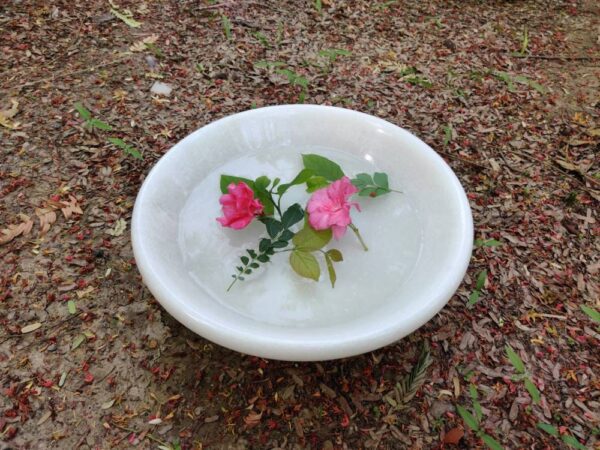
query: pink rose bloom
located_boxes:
[306,176,360,239]
[217,182,264,230]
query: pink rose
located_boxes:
[217,182,264,230]
[306,176,360,239]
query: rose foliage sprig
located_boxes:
[217,154,398,291]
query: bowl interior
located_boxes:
[132,105,473,360]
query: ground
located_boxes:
[0,0,599,449]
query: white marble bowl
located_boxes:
[131,105,473,361]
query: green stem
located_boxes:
[226,277,238,292]
[273,248,294,254]
[267,190,283,218]
[349,224,368,251]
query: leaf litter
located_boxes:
[0,0,598,448]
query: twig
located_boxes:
[9,56,132,90]
[511,54,600,61]
[110,423,167,446]
[0,312,84,344]
[436,149,489,170]
[196,2,231,12]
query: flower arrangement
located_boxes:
[217,154,398,291]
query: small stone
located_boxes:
[150,82,173,96]
[430,400,454,419]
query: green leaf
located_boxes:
[581,305,600,323]
[474,238,502,247]
[493,71,516,92]
[289,250,320,282]
[505,345,526,374]
[254,176,271,191]
[373,172,389,189]
[325,254,337,288]
[536,423,558,437]
[302,154,344,181]
[353,173,373,186]
[259,238,271,253]
[326,249,343,262]
[277,169,313,195]
[279,230,294,241]
[456,405,479,431]
[252,176,275,216]
[254,60,285,69]
[405,76,433,88]
[306,175,329,192]
[358,187,377,197]
[281,203,304,229]
[219,175,255,194]
[110,8,142,28]
[264,219,283,239]
[443,124,453,146]
[524,378,541,404]
[74,102,92,121]
[475,270,487,290]
[88,118,113,131]
[561,435,587,450]
[314,0,322,12]
[513,74,547,94]
[71,334,85,351]
[253,31,270,47]
[481,434,504,450]
[318,48,352,62]
[292,223,332,251]
[107,137,142,159]
[271,240,289,249]
[221,14,232,40]
[241,256,249,265]
[67,300,76,315]
[257,254,269,263]
[468,382,480,402]
[467,290,481,307]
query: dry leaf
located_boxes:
[60,196,83,219]
[443,427,464,445]
[0,218,34,245]
[36,208,57,236]
[76,286,95,298]
[129,34,158,52]
[243,411,262,427]
[37,411,52,426]
[0,99,19,119]
[21,322,42,334]
[106,218,127,236]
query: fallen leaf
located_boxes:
[244,411,262,427]
[101,399,116,410]
[0,99,20,129]
[110,7,142,28]
[0,99,19,119]
[36,208,57,236]
[21,322,42,334]
[37,411,52,425]
[106,218,127,236]
[60,196,83,219]
[443,427,464,444]
[0,218,34,245]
